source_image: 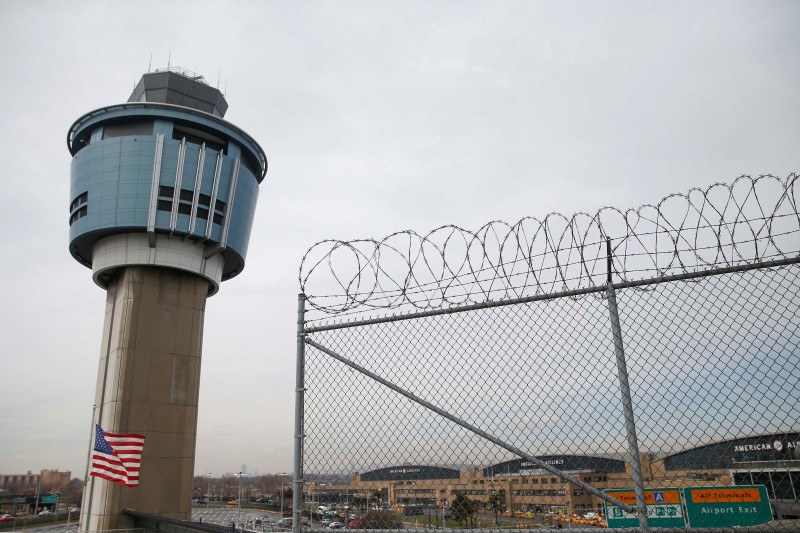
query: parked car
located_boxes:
[0,515,15,522]
[329,521,343,529]
[38,510,52,516]
[278,517,293,529]
[227,500,239,506]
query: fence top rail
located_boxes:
[304,256,800,332]
[299,174,799,317]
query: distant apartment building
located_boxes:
[0,470,71,493]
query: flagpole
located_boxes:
[79,404,97,532]
[83,283,118,533]
[82,424,102,533]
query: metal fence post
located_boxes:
[605,238,650,531]
[292,294,306,533]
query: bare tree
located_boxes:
[221,474,236,500]
[488,494,503,526]
[62,478,84,507]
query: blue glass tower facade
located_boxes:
[68,72,266,294]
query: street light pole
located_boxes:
[205,473,213,510]
[235,472,247,527]
[277,473,289,519]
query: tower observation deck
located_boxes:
[67,69,267,531]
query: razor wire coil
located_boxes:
[300,174,799,314]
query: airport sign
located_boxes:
[683,485,772,528]
[604,487,686,528]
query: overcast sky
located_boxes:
[0,1,798,479]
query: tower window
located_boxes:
[103,120,153,139]
[69,206,88,226]
[239,151,262,177]
[172,124,226,153]
[70,191,89,213]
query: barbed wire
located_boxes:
[300,174,799,314]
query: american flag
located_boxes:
[90,425,145,487]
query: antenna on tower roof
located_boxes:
[167,51,171,70]
[217,70,221,89]
[148,52,152,73]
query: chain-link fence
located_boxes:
[294,175,799,532]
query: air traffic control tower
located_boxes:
[67,68,266,531]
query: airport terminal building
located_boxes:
[304,432,800,518]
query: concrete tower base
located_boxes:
[82,266,208,531]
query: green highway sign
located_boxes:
[683,485,772,528]
[42,495,58,503]
[604,487,686,528]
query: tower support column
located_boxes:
[84,266,208,532]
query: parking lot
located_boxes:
[192,508,287,530]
